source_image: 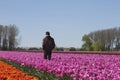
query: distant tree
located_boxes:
[92,41,102,51]
[81,35,93,51]
[28,47,39,50]
[16,47,27,51]
[115,43,120,51]
[55,47,64,51]
[115,27,120,51]
[0,24,19,50]
[86,27,120,51]
[69,47,76,51]
[0,25,3,50]
[8,25,19,50]
[2,26,8,50]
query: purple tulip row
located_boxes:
[0,51,120,80]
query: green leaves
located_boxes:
[82,35,93,51]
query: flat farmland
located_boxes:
[0,51,120,80]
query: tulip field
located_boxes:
[0,51,120,80]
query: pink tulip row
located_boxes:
[0,51,120,80]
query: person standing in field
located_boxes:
[42,31,55,60]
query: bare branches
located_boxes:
[0,24,19,50]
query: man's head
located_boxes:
[46,31,50,36]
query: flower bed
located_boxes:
[0,61,38,80]
[0,51,120,79]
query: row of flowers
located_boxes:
[0,51,120,80]
[0,61,38,80]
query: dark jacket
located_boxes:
[42,36,55,51]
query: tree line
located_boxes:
[81,27,120,51]
[1,23,119,51]
[0,24,19,50]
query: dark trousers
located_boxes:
[44,50,52,60]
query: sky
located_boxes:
[0,0,120,48]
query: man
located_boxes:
[42,31,55,60]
